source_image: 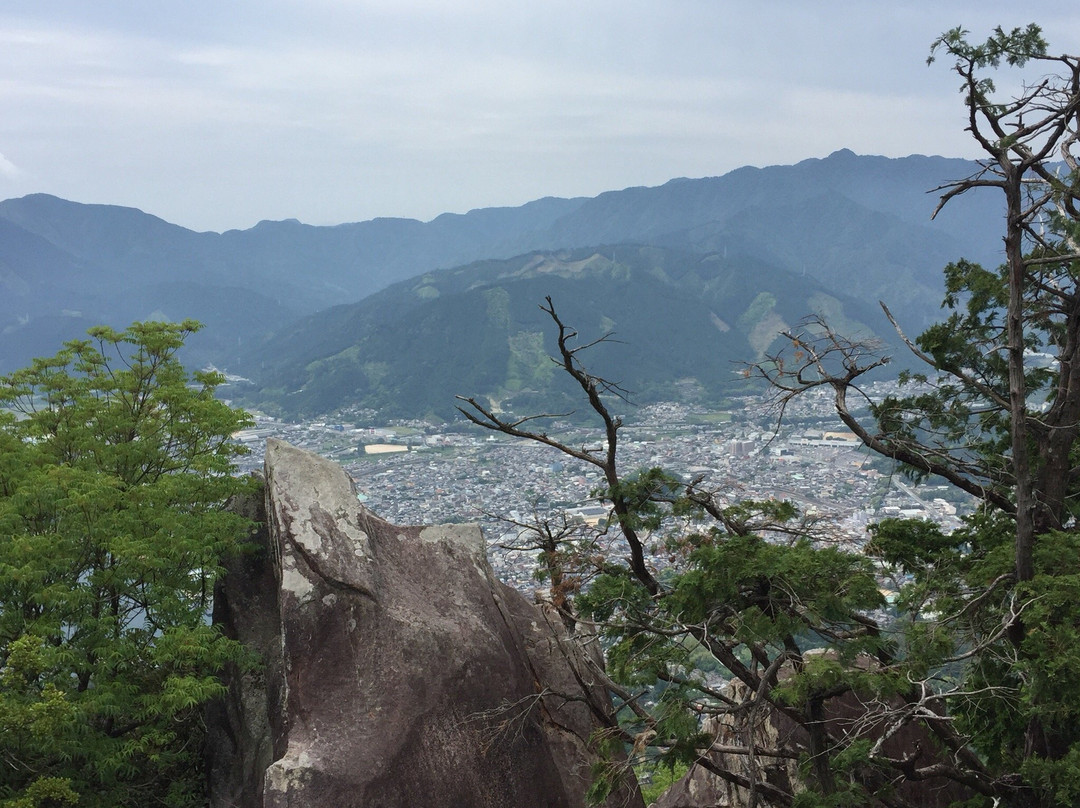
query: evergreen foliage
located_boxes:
[461,26,1080,807]
[0,321,254,807]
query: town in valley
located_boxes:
[232,380,968,594]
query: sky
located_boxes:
[2,2,1079,233]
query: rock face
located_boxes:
[209,439,642,808]
[647,680,800,808]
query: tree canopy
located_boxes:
[0,320,254,808]
[461,24,1080,808]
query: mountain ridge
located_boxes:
[1,152,1002,416]
[232,243,891,420]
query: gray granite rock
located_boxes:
[210,438,641,808]
[207,488,284,808]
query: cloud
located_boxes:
[0,152,20,178]
[4,2,1080,232]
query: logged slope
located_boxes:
[540,151,1002,331]
[658,189,967,329]
[236,244,887,419]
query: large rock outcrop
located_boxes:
[209,438,642,808]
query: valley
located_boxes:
[0,151,1004,423]
[232,380,970,594]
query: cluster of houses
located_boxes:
[233,382,969,594]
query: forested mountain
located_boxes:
[233,244,888,419]
[0,194,586,372]
[1,151,1000,411]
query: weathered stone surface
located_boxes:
[648,681,800,808]
[211,439,642,808]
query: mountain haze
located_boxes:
[0,194,587,371]
[1,151,1003,415]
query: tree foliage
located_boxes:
[460,302,902,807]
[0,321,254,808]
[759,23,1080,803]
[461,25,1080,808]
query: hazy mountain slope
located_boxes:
[0,205,303,372]
[0,194,586,372]
[0,193,588,305]
[542,151,999,260]
[0,217,115,371]
[235,244,887,420]
[0,193,195,280]
[0,151,1001,383]
[656,190,969,330]
[538,151,1001,332]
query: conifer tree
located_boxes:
[462,25,1080,807]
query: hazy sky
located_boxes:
[2,2,1078,232]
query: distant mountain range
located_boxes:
[0,150,1004,417]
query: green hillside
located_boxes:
[236,245,887,419]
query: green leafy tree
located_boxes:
[753,23,1080,808]
[0,321,254,808]
[461,26,1080,808]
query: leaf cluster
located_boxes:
[0,321,255,808]
[463,24,1080,804]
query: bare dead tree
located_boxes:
[458,295,660,596]
[457,31,1080,802]
[486,501,605,629]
